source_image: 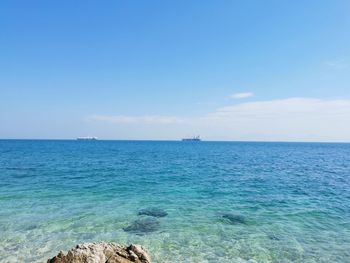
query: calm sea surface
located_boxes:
[0,140,349,262]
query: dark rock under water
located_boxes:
[268,233,281,241]
[124,217,161,234]
[138,207,168,218]
[222,213,246,224]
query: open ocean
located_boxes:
[0,140,349,262]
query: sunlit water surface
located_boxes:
[0,140,349,262]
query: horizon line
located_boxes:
[0,138,349,144]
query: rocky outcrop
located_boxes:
[47,242,151,263]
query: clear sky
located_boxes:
[1,0,350,141]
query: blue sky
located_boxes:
[1,1,350,141]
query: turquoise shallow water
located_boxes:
[0,140,350,262]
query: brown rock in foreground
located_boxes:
[47,242,151,263]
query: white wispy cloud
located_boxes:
[88,98,350,141]
[89,114,186,124]
[230,92,254,99]
[200,98,350,141]
[325,59,348,69]
[207,98,350,121]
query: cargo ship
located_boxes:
[182,135,201,141]
[76,136,98,141]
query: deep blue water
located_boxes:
[0,140,350,262]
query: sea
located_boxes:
[0,140,349,262]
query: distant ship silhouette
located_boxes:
[182,135,201,141]
[76,136,98,141]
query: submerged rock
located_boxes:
[123,217,160,234]
[47,242,151,263]
[222,213,246,224]
[138,208,168,218]
[268,233,281,241]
